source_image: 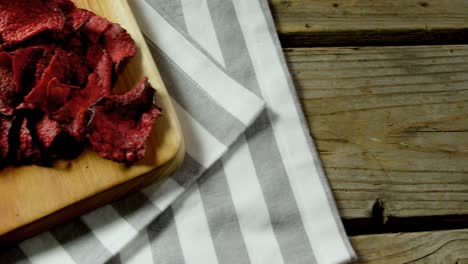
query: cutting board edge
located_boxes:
[0,140,185,245]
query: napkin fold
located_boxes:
[1,0,356,263]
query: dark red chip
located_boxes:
[36,114,61,149]
[16,118,41,162]
[102,24,137,73]
[88,78,161,163]
[0,52,16,115]
[82,15,111,44]
[0,114,12,161]
[0,0,65,46]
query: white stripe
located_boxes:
[20,232,75,264]
[172,99,227,168]
[172,184,219,264]
[81,205,138,255]
[120,231,153,264]
[129,0,264,125]
[181,0,226,67]
[143,178,185,211]
[232,1,353,263]
[223,136,284,264]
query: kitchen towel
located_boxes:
[0,0,356,263]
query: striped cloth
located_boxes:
[1,0,356,263]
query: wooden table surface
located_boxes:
[268,0,468,263]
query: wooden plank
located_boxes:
[0,0,185,242]
[269,0,468,46]
[285,45,468,219]
[351,229,468,263]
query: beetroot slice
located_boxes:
[82,15,111,44]
[36,114,61,149]
[0,114,12,160]
[43,0,75,14]
[0,52,16,115]
[0,0,65,46]
[16,118,41,162]
[102,24,137,73]
[65,8,91,33]
[88,78,161,163]
[85,43,105,69]
[50,53,111,141]
[13,47,46,100]
[51,52,112,140]
[24,49,87,112]
[47,78,80,113]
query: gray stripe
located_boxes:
[197,161,251,264]
[50,218,112,264]
[207,1,318,262]
[171,154,206,186]
[0,246,31,264]
[146,0,188,32]
[246,113,318,264]
[112,192,161,231]
[106,254,122,264]
[147,41,246,146]
[147,208,185,264]
[257,0,356,258]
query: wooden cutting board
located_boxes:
[0,0,184,243]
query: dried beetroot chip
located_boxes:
[43,0,76,14]
[58,8,92,42]
[102,24,136,73]
[36,114,61,149]
[88,78,161,163]
[51,52,112,131]
[24,49,87,112]
[12,47,46,99]
[46,78,79,112]
[16,118,41,162]
[85,43,104,69]
[51,53,111,141]
[0,52,16,115]
[0,0,64,45]
[51,73,107,141]
[35,48,55,81]
[82,14,111,44]
[66,9,92,33]
[0,114,12,160]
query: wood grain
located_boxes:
[0,0,184,241]
[285,45,468,219]
[351,229,468,263]
[269,0,468,46]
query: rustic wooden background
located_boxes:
[268,0,468,263]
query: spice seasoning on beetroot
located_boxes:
[0,0,161,167]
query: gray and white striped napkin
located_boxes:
[1,0,356,263]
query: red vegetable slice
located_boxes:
[82,15,111,44]
[102,24,137,73]
[16,118,41,162]
[65,8,92,33]
[0,0,65,46]
[51,52,112,140]
[0,114,12,161]
[88,78,161,163]
[24,49,87,112]
[0,52,16,115]
[36,114,61,149]
[13,47,47,100]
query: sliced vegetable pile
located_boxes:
[0,0,161,166]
